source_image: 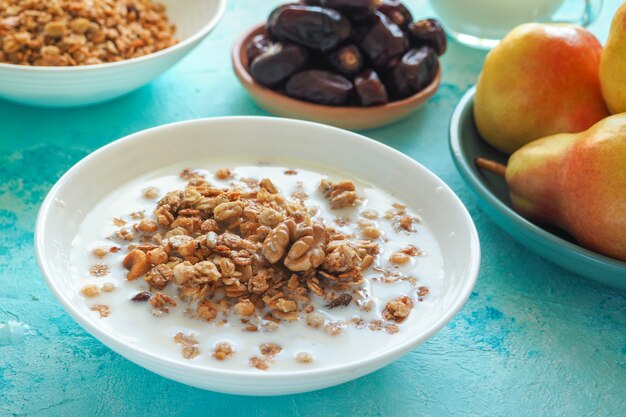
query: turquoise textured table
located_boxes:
[1,1,625,416]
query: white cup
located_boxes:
[428,0,603,49]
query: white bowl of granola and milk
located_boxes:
[35,117,480,395]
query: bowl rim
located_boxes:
[35,116,480,381]
[231,23,442,113]
[0,0,226,72]
[449,86,626,273]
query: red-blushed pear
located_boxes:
[600,1,626,113]
[474,23,609,155]
[477,114,626,262]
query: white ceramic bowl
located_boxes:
[0,0,225,107]
[35,117,480,395]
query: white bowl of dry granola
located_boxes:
[35,117,480,395]
[0,0,225,107]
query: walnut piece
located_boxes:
[150,292,176,313]
[283,222,327,272]
[262,219,296,263]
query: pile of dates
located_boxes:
[246,0,446,107]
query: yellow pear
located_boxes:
[475,23,608,154]
[600,2,626,113]
[478,114,626,261]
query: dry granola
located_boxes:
[0,0,178,66]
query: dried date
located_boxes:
[385,46,438,99]
[354,70,388,106]
[246,34,272,64]
[250,43,309,87]
[304,0,378,20]
[329,44,363,75]
[286,70,353,105]
[378,0,413,29]
[408,18,447,56]
[359,11,408,69]
[267,4,351,51]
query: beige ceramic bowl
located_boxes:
[232,24,441,130]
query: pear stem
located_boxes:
[475,157,507,177]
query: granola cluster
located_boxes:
[0,0,177,66]
[120,170,385,330]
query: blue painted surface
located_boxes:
[0,1,625,416]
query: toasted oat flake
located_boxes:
[213,342,234,360]
[89,263,109,277]
[385,324,400,334]
[361,226,381,239]
[249,356,269,370]
[323,321,345,336]
[418,286,429,298]
[215,168,233,180]
[142,186,160,200]
[360,209,379,220]
[115,229,134,241]
[389,251,410,266]
[92,247,109,258]
[174,332,198,347]
[81,285,100,298]
[259,343,282,357]
[102,282,115,292]
[400,245,424,257]
[295,351,314,364]
[90,304,110,318]
[113,218,126,227]
[306,312,325,328]
[182,346,199,359]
